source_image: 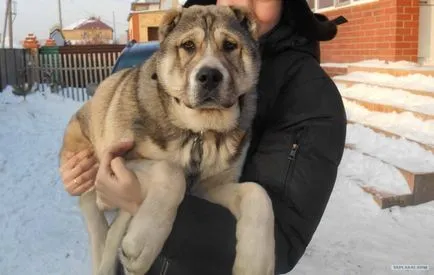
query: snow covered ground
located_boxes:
[337,83,434,116]
[1,87,433,275]
[322,59,434,71]
[334,71,434,93]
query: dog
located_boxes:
[59,5,275,275]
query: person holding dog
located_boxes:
[59,0,347,274]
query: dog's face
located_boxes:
[156,5,260,111]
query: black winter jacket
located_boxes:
[118,2,347,275]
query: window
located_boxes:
[309,0,369,11]
[147,27,159,41]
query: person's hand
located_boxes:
[95,139,143,215]
[59,149,99,196]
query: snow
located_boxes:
[343,98,434,147]
[321,62,349,68]
[63,19,90,31]
[0,87,89,275]
[338,149,411,195]
[337,82,434,116]
[1,86,434,275]
[334,71,434,93]
[322,59,434,71]
[346,124,434,173]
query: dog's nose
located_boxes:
[196,67,223,91]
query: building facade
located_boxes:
[314,0,434,65]
[62,17,113,45]
[128,0,179,42]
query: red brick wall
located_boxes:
[320,0,420,63]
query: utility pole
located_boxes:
[58,0,63,29]
[2,0,10,48]
[112,11,116,44]
[7,0,12,48]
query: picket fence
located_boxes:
[34,51,122,102]
[1,45,124,102]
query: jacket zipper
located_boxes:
[160,257,170,275]
[282,133,301,199]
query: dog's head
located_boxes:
[156,5,260,117]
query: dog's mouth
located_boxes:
[174,96,236,110]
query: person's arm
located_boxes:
[240,56,347,272]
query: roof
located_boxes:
[127,9,166,21]
[63,17,113,31]
[134,0,160,3]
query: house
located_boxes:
[128,0,179,42]
[62,17,114,45]
[314,0,434,65]
[49,28,65,46]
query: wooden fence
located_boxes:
[1,45,124,102]
[35,51,121,101]
[0,49,29,90]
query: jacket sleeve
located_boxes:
[240,56,347,273]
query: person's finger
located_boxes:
[100,140,135,172]
[69,179,95,196]
[60,148,93,172]
[63,155,98,183]
[64,162,98,189]
[69,155,98,181]
[73,162,99,186]
[110,157,135,182]
[64,151,76,159]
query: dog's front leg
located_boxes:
[119,160,186,275]
[203,182,275,275]
[79,189,109,275]
[97,210,132,275]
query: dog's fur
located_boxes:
[59,5,275,275]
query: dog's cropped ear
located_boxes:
[159,8,183,42]
[229,6,259,40]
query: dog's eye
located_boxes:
[180,40,196,53]
[223,40,237,52]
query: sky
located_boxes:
[0,0,138,44]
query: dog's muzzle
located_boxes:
[195,66,224,106]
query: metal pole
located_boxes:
[58,0,63,29]
[112,11,116,44]
[2,0,10,48]
[8,0,12,48]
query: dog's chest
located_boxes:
[130,129,248,187]
[179,132,237,179]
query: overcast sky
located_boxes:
[1,0,135,44]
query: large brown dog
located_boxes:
[59,5,275,275]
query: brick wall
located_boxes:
[320,0,420,63]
